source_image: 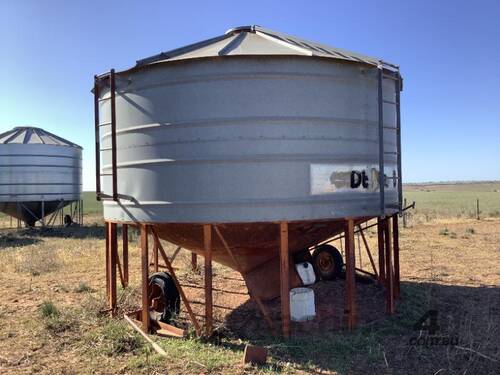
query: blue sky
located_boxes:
[1,0,498,191]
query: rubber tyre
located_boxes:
[148,272,180,323]
[312,245,344,280]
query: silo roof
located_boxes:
[0,126,82,148]
[135,25,398,70]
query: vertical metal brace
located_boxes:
[395,71,403,212]
[94,75,101,200]
[110,69,118,201]
[94,69,118,201]
[377,64,385,216]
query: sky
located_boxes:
[1,0,499,191]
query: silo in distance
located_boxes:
[0,126,83,227]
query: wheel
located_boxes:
[25,218,36,227]
[312,245,343,280]
[148,272,180,323]
[64,215,73,227]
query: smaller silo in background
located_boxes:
[0,126,83,227]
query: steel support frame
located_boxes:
[116,224,204,336]
[384,217,395,314]
[393,217,401,299]
[102,215,402,338]
[140,224,149,332]
[279,221,291,338]
[377,217,386,283]
[104,221,205,337]
[213,225,275,333]
[107,222,118,315]
[344,218,357,329]
[151,226,202,336]
[105,221,129,317]
[203,224,213,336]
[357,224,378,278]
[191,253,198,271]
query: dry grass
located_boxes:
[14,247,61,276]
[0,213,499,373]
[404,181,500,220]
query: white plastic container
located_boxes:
[295,262,316,286]
[290,287,316,322]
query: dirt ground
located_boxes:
[0,216,499,374]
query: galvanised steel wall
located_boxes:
[0,143,82,203]
[99,56,398,223]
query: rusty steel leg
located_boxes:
[140,224,150,332]
[191,253,198,271]
[108,222,118,316]
[377,218,386,283]
[344,219,357,330]
[393,216,401,299]
[384,218,395,314]
[279,222,291,338]
[153,233,159,273]
[122,224,129,287]
[203,224,213,337]
[105,222,110,298]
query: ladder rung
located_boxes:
[98,97,112,102]
[99,197,115,201]
[99,148,112,151]
[99,122,112,127]
[383,100,398,105]
[383,126,398,130]
[384,151,400,155]
[383,74,399,81]
[100,173,113,176]
[97,192,113,198]
[385,176,399,180]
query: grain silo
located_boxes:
[0,126,83,227]
[94,26,404,337]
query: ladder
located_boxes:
[377,62,403,216]
[94,69,118,201]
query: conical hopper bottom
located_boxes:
[0,200,71,227]
[155,217,372,300]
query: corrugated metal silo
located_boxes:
[94,25,402,302]
[0,126,82,226]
